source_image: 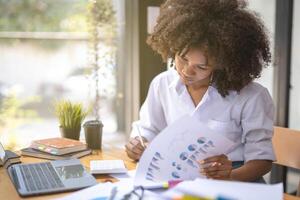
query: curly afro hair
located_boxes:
[147,0,271,97]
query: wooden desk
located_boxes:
[0,147,299,200]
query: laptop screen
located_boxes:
[55,164,85,180]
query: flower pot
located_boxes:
[84,120,103,150]
[59,126,81,140]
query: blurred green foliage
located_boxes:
[87,0,116,43]
[0,94,40,150]
[0,0,88,32]
[0,94,39,127]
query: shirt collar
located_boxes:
[168,70,186,96]
[168,68,180,88]
[168,68,218,97]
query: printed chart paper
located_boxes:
[134,115,236,186]
[162,179,283,200]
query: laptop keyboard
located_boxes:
[19,162,64,192]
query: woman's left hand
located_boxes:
[198,154,232,180]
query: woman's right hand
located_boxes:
[125,137,148,161]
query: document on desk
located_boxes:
[56,176,161,200]
[55,182,115,200]
[110,169,136,182]
[162,178,283,200]
[134,114,236,187]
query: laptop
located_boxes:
[6,151,97,196]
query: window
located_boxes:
[248,0,276,96]
[289,0,300,130]
[0,0,127,150]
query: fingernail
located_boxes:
[199,160,205,164]
[200,163,210,168]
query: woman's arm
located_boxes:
[230,160,272,181]
[199,155,272,181]
[126,76,166,160]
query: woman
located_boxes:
[125,0,275,182]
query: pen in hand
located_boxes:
[136,126,146,148]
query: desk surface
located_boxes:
[0,147,136,200]
[0,147,299,200]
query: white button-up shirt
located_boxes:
[131,68,275,162]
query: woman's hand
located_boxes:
[125,137,148,161]
[198,154,232,180]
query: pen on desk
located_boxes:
[136,126,146,148]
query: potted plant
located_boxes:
[83,0,116,149]
[54,100,89,140]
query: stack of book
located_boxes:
[0,143,21,169]
[21,137,92,160]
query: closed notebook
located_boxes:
[30,137,87,155]
[21,147,92,160]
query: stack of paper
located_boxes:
[162,178,283,200]
[57,171,283,200]
[90,160,127,174]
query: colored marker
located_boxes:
[140,180,183,189]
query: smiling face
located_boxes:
[174,48,214,88]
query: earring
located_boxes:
[170,58,175,68]
[209,73,214,85]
